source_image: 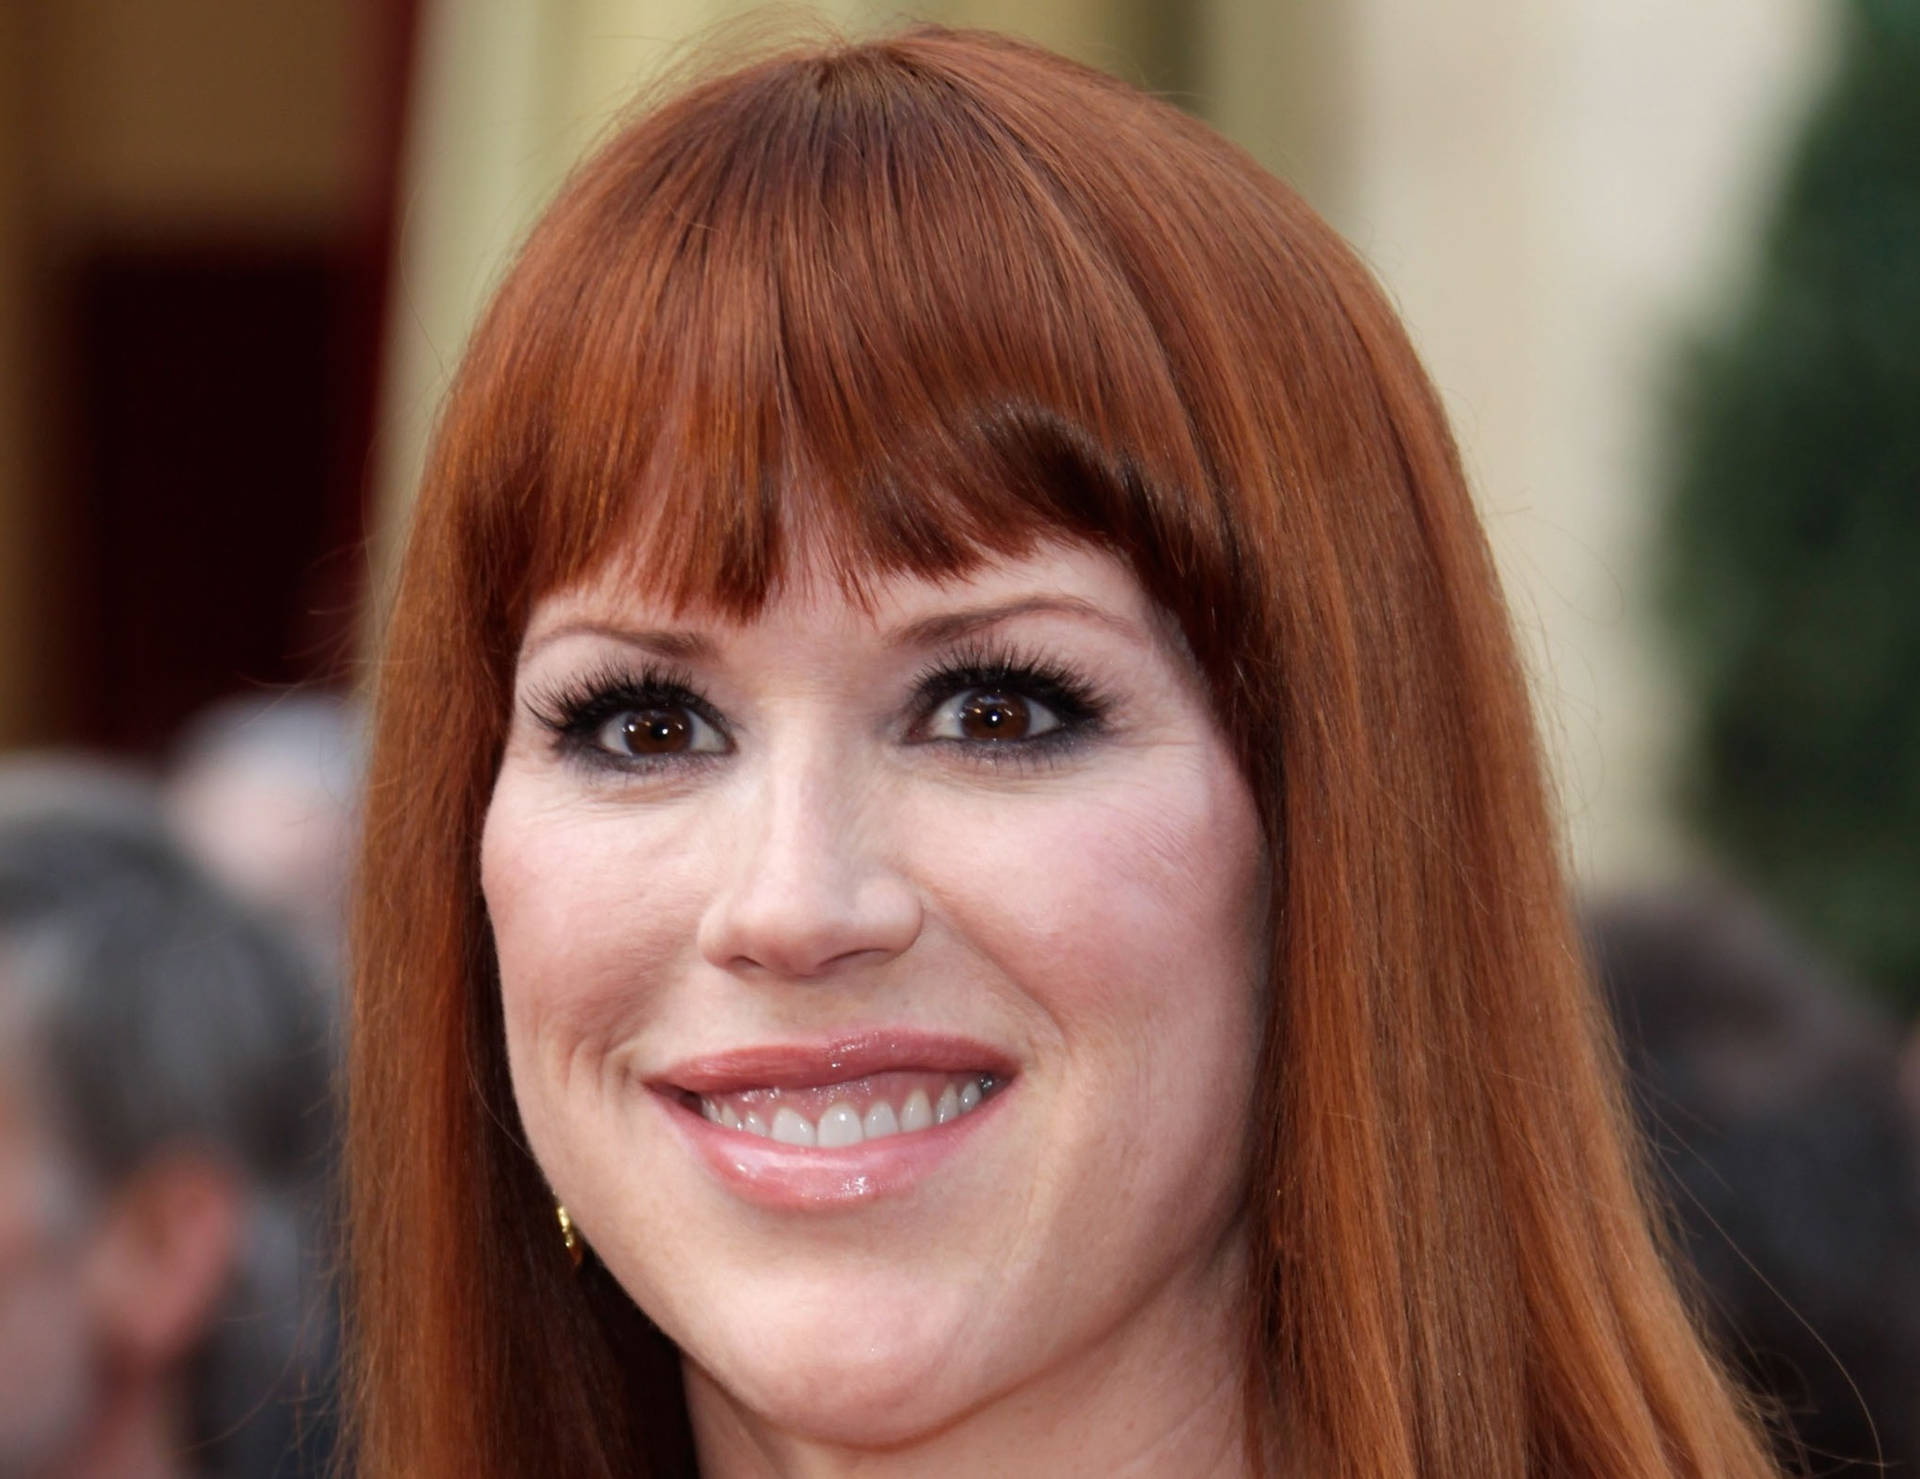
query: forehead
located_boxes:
[520,539,1173,658]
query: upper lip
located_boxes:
[655,1030,1017,1094]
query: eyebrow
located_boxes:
[519,594,1145,666]
[887,595,1142,648]
[519,624,716,664]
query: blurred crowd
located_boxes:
[0,695,355,1479]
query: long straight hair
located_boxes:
[349,27,1780,1478]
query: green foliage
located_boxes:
[1663,0,1920,1013]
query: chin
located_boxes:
[682,1275,1005,1448]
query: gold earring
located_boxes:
[556,1202,583,1270]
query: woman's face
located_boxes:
[482,541,1269,1451]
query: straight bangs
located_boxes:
[447,39,1248,684]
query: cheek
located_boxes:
[480,782,705,1115]
[915,751,1268,1088]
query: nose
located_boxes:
[695,755,922,980]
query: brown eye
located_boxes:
[959,692,1032,740]
[927,688,1062,743]
[595,705,725,759]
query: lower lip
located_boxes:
[660,1086,1008,1209]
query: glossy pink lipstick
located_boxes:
[653,1032,1014,1207]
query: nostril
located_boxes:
[696,861,923,980]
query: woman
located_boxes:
[349,26,1781,1478]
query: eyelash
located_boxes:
[526,661,724,775]
[525,642,1110,775]
[906,639,1107,766]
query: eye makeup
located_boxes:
[523,636,1116,776]
[904,638,1111,767]
[525,659,729,775]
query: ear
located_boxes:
[85,1151,243,1369]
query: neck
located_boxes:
[47,1374,190,1479]
[687,1236,1252,1479]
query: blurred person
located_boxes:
[0,763,337,1479]
[1588,882,1920,1475]
[166,694,361,987]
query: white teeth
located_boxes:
[771,1107,816,1146]
[816,1102,863,1148]
[703,1076,996,1145]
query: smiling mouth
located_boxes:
[683,1070,1004,1147]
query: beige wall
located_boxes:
[1195,0,1348,223]
[1320,0,1833,885]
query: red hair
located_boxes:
[349,26,1779,1477]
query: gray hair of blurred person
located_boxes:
[0,761,337,1478]
[167,692,362,987]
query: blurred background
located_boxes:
[0,0,1915,1473]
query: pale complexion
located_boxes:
[482,543,1269,1477]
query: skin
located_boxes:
[483,542,1270,1477]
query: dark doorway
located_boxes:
[58,243,372,750]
